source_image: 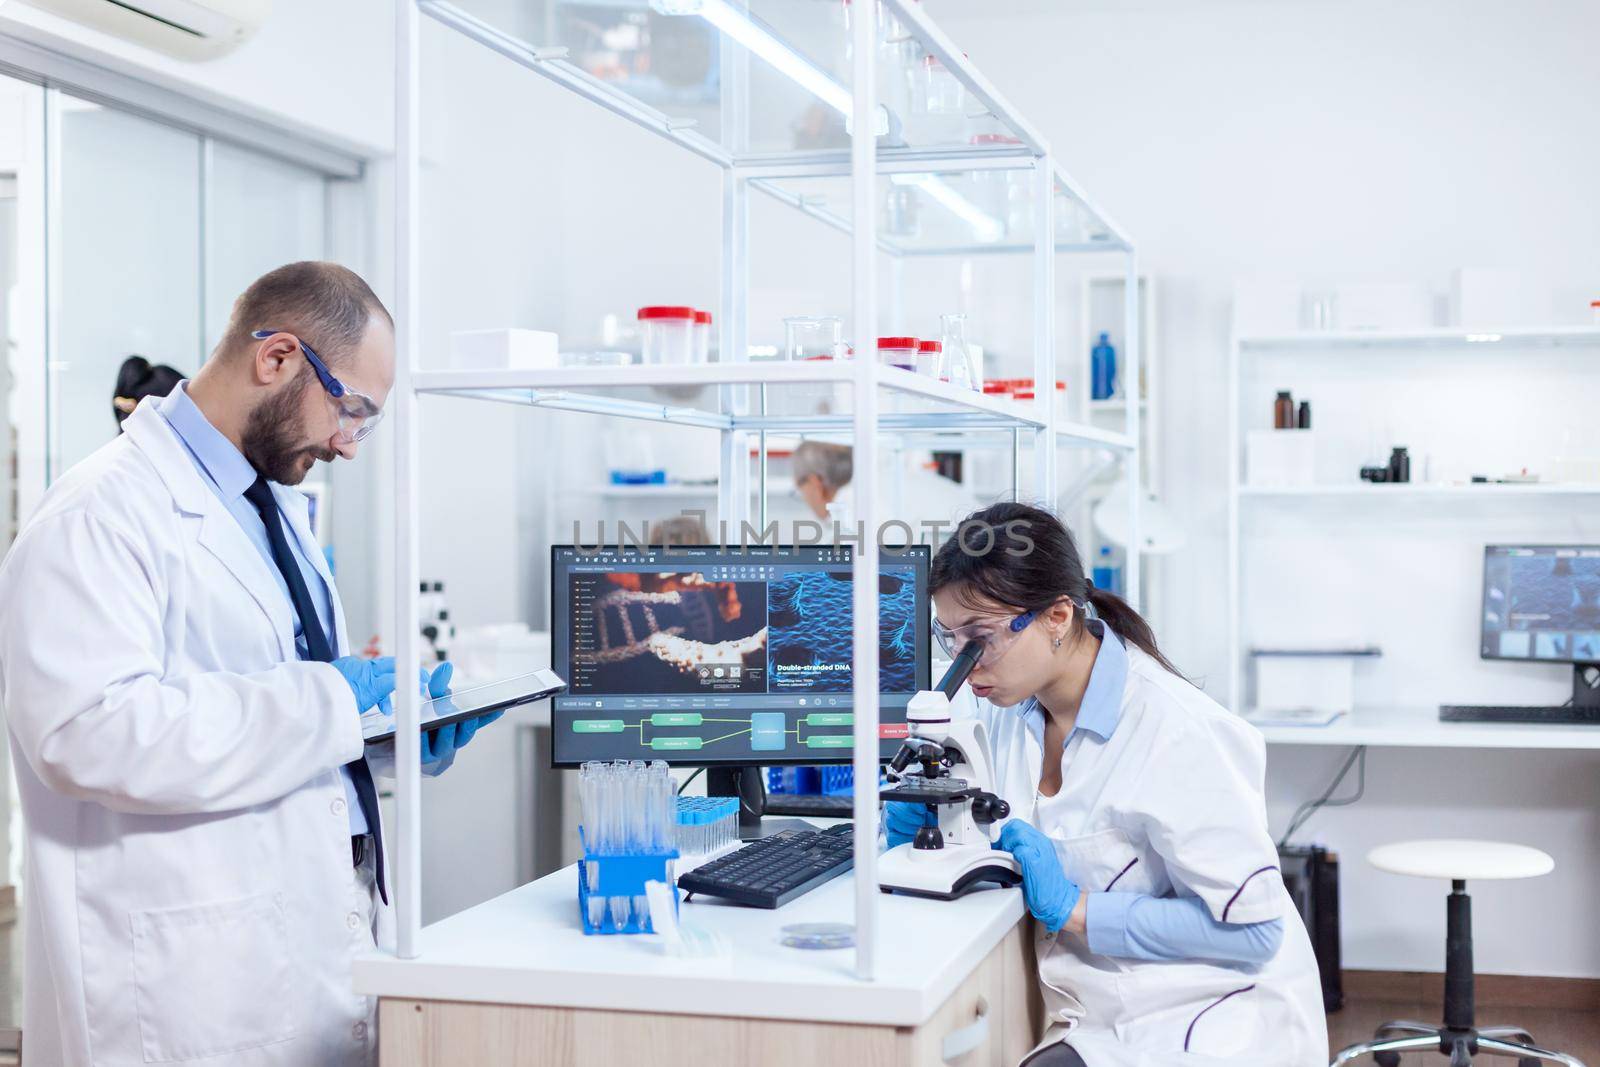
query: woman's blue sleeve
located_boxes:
[1085,892,1285,965]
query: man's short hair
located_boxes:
[792,440,853,492]
[218,261,391,367]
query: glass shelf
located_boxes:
[413,361,1132,448]
[421,0,1045,164]
[751,166,1124,256]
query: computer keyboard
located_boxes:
[1440,704,1600,725]
[761,793,855,818]
[677,824,854,909]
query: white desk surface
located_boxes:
[1256,706,1600,750]
[353,854,1025,1028]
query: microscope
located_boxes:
[878,641,1023,899]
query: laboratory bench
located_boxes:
[354,848,1044,1066]
[1255,705,1600,750]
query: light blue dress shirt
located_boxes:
[1021,622,1283,967]
[158,383,367,835]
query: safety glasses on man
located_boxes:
[252,329,385,443]
[932,609,1037,666]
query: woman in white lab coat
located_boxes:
[889,502,1327,1067]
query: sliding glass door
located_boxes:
[49,91,335,479]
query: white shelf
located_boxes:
[397,0,1141,981]
[1238,326,1600,351]
[413,363,1134,449]
[562,484,721,498]
[1254,706,1600,751]
[1088,397,1148,412]
[1240,483,1600,499]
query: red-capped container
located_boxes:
[637,306,697,364]
[1591,299,1600,326]
[693,310,713,363]
[916,339,942,378]
[969,133,1024,147]
[878,336,919,371]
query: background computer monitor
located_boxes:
[1481,544,1600,707]
[549,543,931,768]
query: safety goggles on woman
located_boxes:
[252,330,385,443]
[932,609,1038,666]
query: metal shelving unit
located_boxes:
[392,0,1140,979]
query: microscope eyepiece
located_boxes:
[937,638,986,698]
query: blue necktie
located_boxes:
[244,476,387,904]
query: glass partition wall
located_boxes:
[50,93,334,477]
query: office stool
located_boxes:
[1330,840,1584,1067]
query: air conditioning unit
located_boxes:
[20,0,271,61]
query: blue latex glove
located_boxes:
[416,662,504,767]
[884,801,936,848]
[331,655,397,714]
[997,819,1082,934]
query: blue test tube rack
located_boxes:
[576,827,680,936]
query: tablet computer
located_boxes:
[361,669,567,744]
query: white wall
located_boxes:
[0,0,393,152]
[921,0,1600,976]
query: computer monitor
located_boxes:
[548,543,931,769]
[1481,544,1600,705]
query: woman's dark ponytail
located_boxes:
[113,354,184,428]
[930,501,1181,676]
[1084,582,1180,676]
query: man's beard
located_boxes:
[241,376,337,485]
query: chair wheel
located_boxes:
[1374,1052,1401,1067]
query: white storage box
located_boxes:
[1246,429,1316,487]
[449,328,559,370]
[1251,648,1381,716]
[1449,268,1547,329]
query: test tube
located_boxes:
[580,763,605,929]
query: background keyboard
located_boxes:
[1440,704,1600,725]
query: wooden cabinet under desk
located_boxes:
[357,863,1045,1067]
[378,920,1042,1067]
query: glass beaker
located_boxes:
[784,316,843,361]
[938,313,980,391]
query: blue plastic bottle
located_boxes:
[1091,332,1117,400]
[1091,545,1123,597]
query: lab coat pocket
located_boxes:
[1114,965,1264,1060]
[1054,826,1151,895]
[131,891,302,1063]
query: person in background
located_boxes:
[790,438,977,541]
[648,513,711,547]
[792,439,854,522]
[0,261,502,1067]
[113,354,185,427]
[889,502,1327,1066]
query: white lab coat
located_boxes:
[0,402,392,1067]
[960,641,1327,1067]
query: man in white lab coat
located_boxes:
[0,262,486,1066]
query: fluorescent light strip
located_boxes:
[891,173,1004,243]
[657,0,887,135]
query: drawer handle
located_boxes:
[942,995,990,1063]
